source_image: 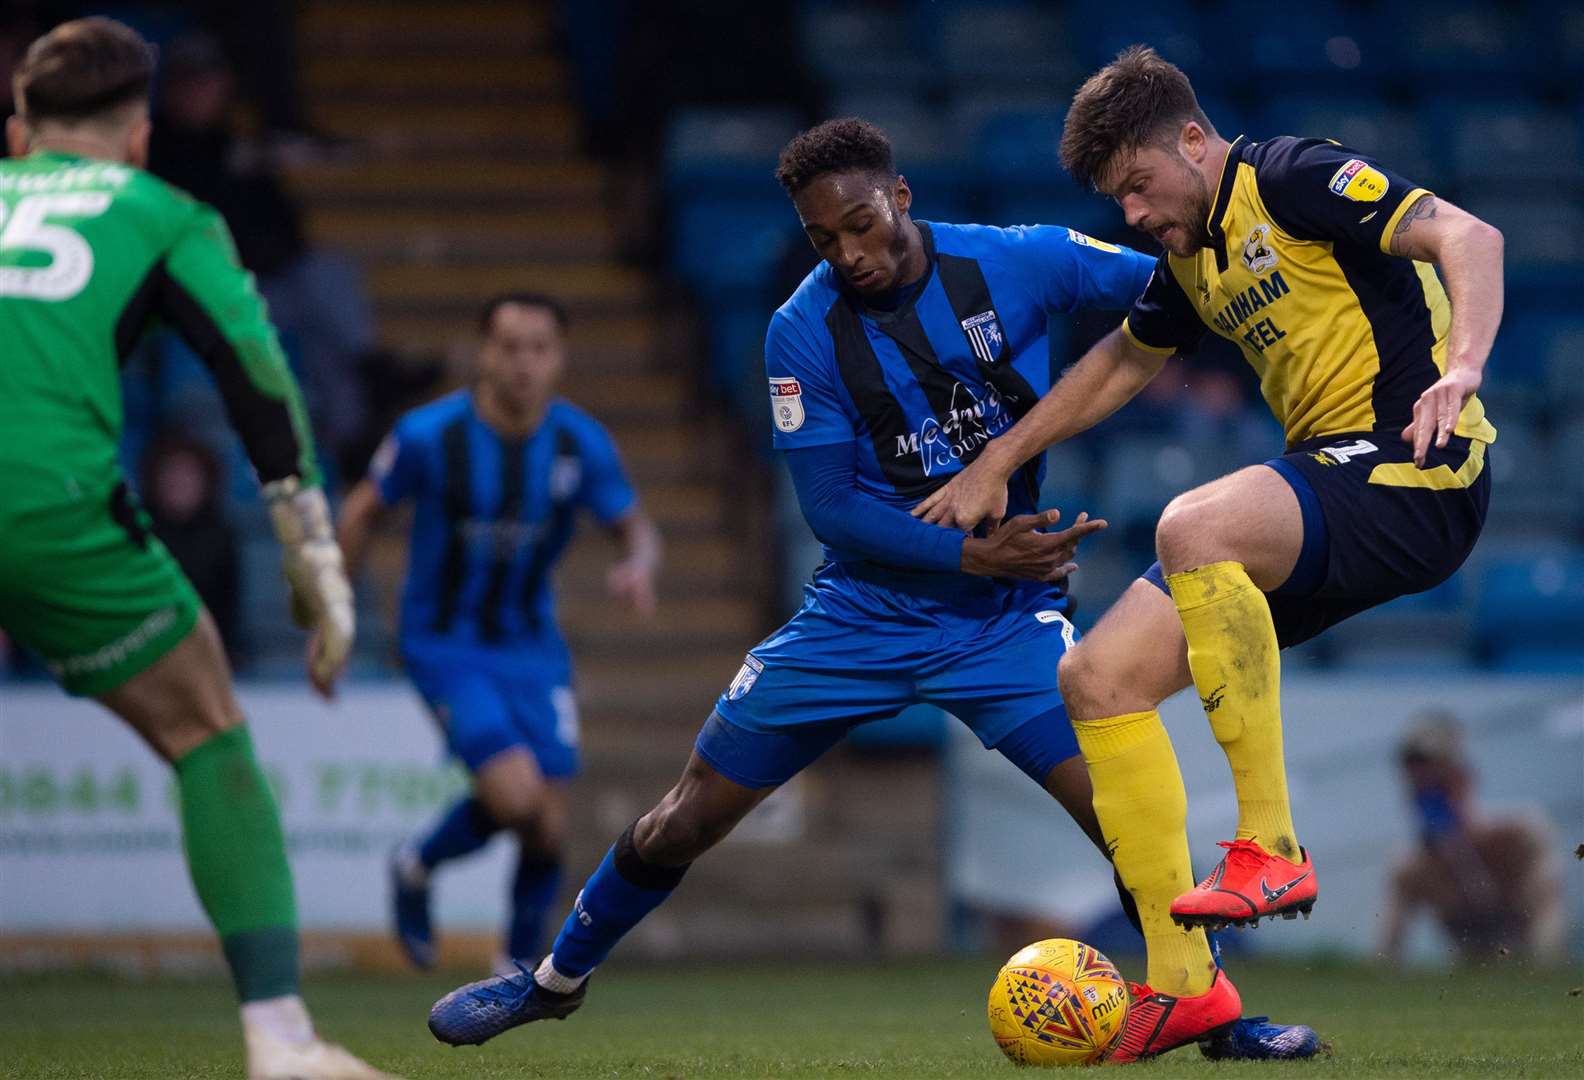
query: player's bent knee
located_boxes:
[1058,646,1114,719]
[1155,492,1217,571]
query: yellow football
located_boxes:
[987,938,1130,1066]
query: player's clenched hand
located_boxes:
[1402,366,1481,467]
[265,479,356,699]
[606,558,658,618]
[960,509,1107,583]
[912,454,1010,530]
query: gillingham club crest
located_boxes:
[961,310,1005,365]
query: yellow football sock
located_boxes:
[1073,710,1216,997]
[1167,560,1300,861]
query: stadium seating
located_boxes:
[1476,549,1584,672]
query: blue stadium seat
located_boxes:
[1094,436,1202,537]
[670,199,791,300]
[1326,579,1475,669]
[708,304,775,436]
[798,3,934,95]
[965,105,1066,185]
[981,193,1115,237]
[1036,442,1096,513]
[1203,0,1392,91]
[925,2,1079,95]
[1433,103,1582,188]
[1188,91,1255,144]
[664,108,802,198]
[1256,96,1442,186]
[823,94,968,213]
[1492,314,1584,410]
[1482,424,1575,535]
[1536,318,1584,416]
[1541,0,1584,77]
[1550,418,1584,522]
[1475,549,1584,672]
[1384,3,1540,89]
[1459,197,1584,289]
[1070,7,1211,74]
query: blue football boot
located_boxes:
[428,961,587,1046]
[390,849,435,970]
[1201,1015,1326,1060]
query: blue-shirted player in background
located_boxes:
[427,120,1316,1060]
[337,292,661,971]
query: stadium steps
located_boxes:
[558,533,745,596]
[304,208,617,263]
[300,55,567,102]
[287,158,602,202]
[374,310,658,356]
[286,0,777,767]
[298,1,551,54]
[365,261,646,306]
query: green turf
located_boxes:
[1,957,1580,1078]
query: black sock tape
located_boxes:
[613,820,690,891]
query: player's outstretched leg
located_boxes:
[1155,468,1317,931]
[1058,583,1234,1060]
[391,797,502,969]
[103,614,400,1080]
[428,738,772,1047]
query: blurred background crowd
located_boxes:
[1,1,1578,967]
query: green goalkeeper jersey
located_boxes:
[0,149,318,515]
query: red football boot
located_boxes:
[1107,968,1241,1063]
[1170,838,1317,930]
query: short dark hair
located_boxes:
[774,118,895,197]
[1060,45,1215,192]
[478,291,569,335]
[13,17,156,124]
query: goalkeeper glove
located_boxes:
[263,478,355,695]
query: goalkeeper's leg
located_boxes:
[100,609,395,1079]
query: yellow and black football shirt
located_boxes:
[1122,135,1496,449]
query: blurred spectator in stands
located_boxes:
[0,5,46,136]
[191,1,316,153]
[140,433,245,665]
[1379,711,1565,965]
[149,32,375,479]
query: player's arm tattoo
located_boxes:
[1388,194,1438,256]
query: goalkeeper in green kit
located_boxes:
[0,18,398,1080]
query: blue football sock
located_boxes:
[507,849,563,960]
[417,796,500,871]
[547,821,689,978]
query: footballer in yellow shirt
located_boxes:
[916,45,1502,1061]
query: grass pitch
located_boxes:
[2,957,1580,1078]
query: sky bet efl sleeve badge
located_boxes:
[769,376,805,432]
[1328,158,1389,203]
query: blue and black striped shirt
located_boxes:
[768,221,1153,570]
[371,390,635,652]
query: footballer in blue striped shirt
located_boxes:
[337,292,660,972]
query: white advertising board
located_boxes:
[1,683,519,932]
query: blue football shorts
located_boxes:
[403,638,579,778]
[700,562,1082,789]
